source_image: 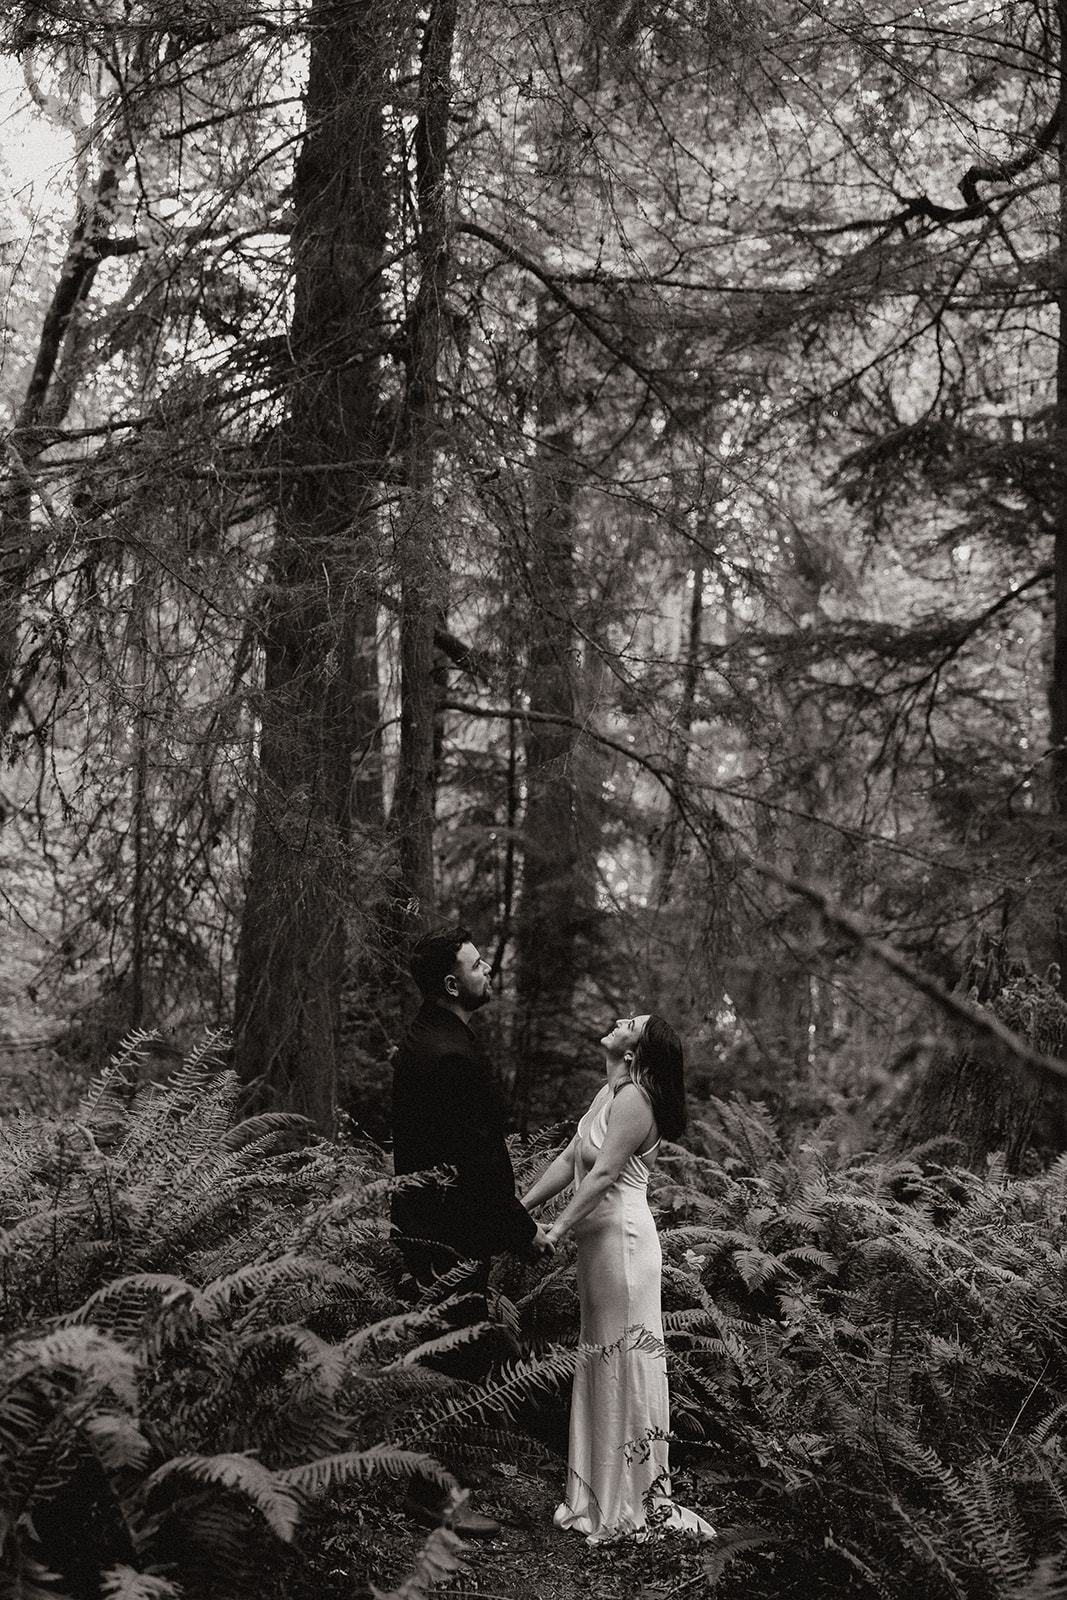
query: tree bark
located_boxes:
[0,151,128,736]
[1051,0,1067,987]
[389,0,458,920]
[1053,3,1067,809]
[654,553,705,905]
[233,0,393,1130]
[513,294,595,1128]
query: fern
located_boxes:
[145,1452,302,1540]
[12,1044,1067,1599]
[1009,1555,1067,1599]
[402,1347,578,1439]
[275,1445,449,1496]
[99,1567,182,1600]
[2,1326,139,1404]
[370,1523,469,1600]
[82,1410,153,1472]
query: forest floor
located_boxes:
[313,1454,737,1600]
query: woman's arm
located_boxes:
[522,1134,578,1210]
[544,1086,654,1247]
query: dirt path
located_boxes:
[334,1462,722,1600]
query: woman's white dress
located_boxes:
[553,1082,715,1543]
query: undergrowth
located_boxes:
[4,1039,1067,1598]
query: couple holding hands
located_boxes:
[390,924,714,1545]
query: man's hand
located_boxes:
[529,1222,555,1258]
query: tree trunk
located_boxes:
[389,0,458,920]
[513,294,595,1129]
[1053,3,1067,810]
[0,152,129,736]
[233,0,393,1130]
[654,553,705,905]
[1052,0,1067,984]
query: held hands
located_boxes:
[529,1222,556,1258]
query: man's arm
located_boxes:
[432,1050,538,1255]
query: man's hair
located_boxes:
[409,923,474,999]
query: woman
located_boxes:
[522,1013,714,1543]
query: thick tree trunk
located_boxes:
[233,0,392,1130]
[513,295,595,1128]
[389,0,457,919]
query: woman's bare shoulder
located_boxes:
[612,1077,653,1106]
[609,1079,654,1121]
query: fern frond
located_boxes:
[144,1453,301,1541]
[192,1255,352,1323]
[969,1457,1031,1586]
[79,1065,135,1122]
[275,1446,449,1496]
[82,1411,152,1473]
[402,1347,577,1439]
[237,1325,348,1396]
[371,1522,469,1600]
[344,1303,460,1360]
[2,1327,139,1405]
[696,1097,783,1174]
[413,1256,486,1311]
[62,1274,196,1338]
[780,1245,839,1275]
[389,1321,493,1371]
[99,1566,182,1600]
[107,1032,161,1082]
[821,1532,896,1600]
[732,1247,793,1292]
[180,1030,231,1077]
[222,1113,314,1154]
[1,1554,74,1600]
[663,1308,763,1386]
[1008,1554,1067,1599]
[659,1263,714,1312]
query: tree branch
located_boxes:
[379,594,495,684]
[458,219,677,416]
[443,698,1067,1088]
[749,858,1067,1088]
[819,102,1063,238]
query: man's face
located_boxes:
[447,941,492,1012]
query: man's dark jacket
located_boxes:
[391,1000,537,1265]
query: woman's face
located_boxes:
[600,1014,650,1056]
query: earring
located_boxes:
[623,1051,634,1064]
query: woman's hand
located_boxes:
[530,1222,555,1257]
[540,1087,655,1242]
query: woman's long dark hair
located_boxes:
[630,1015,687,1142]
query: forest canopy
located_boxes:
[1,0,1066,1145]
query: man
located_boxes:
[391,924,552,1534]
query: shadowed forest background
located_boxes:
[8,1,1067,1597]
